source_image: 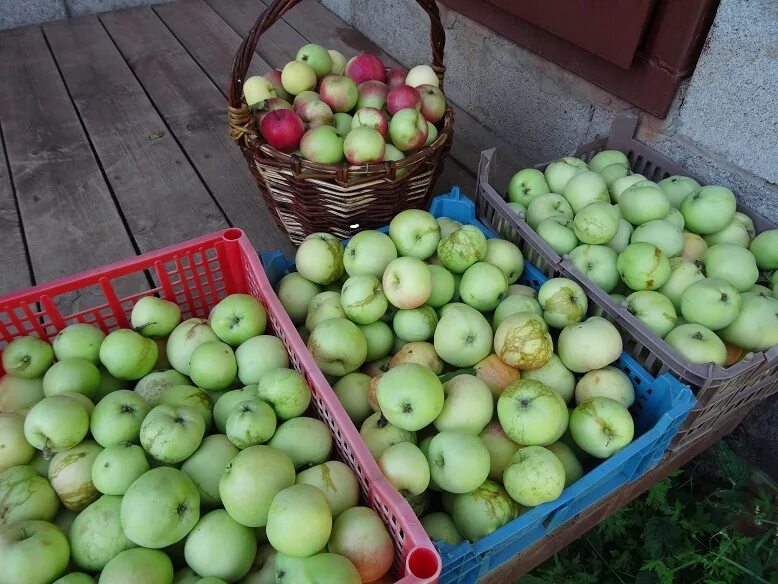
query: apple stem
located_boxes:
[43,445,54,461]
[133,322,156,333]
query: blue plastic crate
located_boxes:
[261,188,696,584]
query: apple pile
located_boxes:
[241,44,447,165]
[276,210,640,546]
[0,293,398,584]
[506,151,778,367]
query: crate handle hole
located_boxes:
[406,546,441,579]
[222,228,244,241]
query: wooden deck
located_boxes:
[0,0,530,304]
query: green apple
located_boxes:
[681,185,737,235]
[665,323,727,365]
[562,171,609,213]
[212,387,255,433]
[332,373,372,425]
[508,202,527,219]
[53,573,95,584]
[121,467,200,548]
[189,341,237,391]
[52,323,105,364]
[334,111,354,136]
[48,440,101,511]
[134,369,189,406]
[703,243,759,292]
[658,175,700,208]
[276,273,322,325]
[546,441,583,487]
[427,432,490,493]
[296,461,359,519]
[234,335,289,386]
[544,158,586,194]
[343,230,397,278]
[557,317,622,373]
[619,182,670,226]
[503,446,565,506]
[0,374,44,414]
[484,239,524,284]
[436,225,488,274]
[459,262,508,312]
[610,174,645,203]
[359,412,416,459]
[420,513,464,546]
[588,150,628,173]
[437,217,463,238]
[281,60,317,95]
[381,257,432,309]
[570,397,634,458]
[180,434,238,508]
[185,509,256,581]
[0,520,69,583]
[479,420,521,480]
[131,296,182,338]
[657,257,705,310]
[158,385,213,429]
[209,294,267,346]
[99,329,158,381]
[307,318,367,376]
[0,465,59,526]
[24,394,90,454]
[99,547,173,584]
[305,291,346,332]
[296,44,332,78]
[526,194,574,229]
[452,479,517,542]
[42,358,100,399]
[378,441,430,496]
[92,443,149,495]
[537,215,579,254]
[358,321,394,362]
[575,366,635,409]
[266,484,332,557]
[617,242,671,290]
[226,399,277,449]
[665,207,685,230]
[269,417,332,470]
[388,209,441,259]
[599,163,631,189]
[434,374,493,434]
[0,413,34,472]
[573,201,619,244]
[140,404,205,463]
[719,293,778,352]
[220,445,295,527]
[327,507,392,582]
[749,229,778,270]
[521,354,576,403]
[341,275,388,324]
[90,390,150,447]
[434,304,493,367]
[376,363,444,431]
[497,379,568,445]
[2,336,53,379]
[681,278,741,330]
[732,212,756,239]
[256,368,312,420]
[568,244,620,292]
[508,168,550,207]
[625,290,677,337]
[631,219,683,257]
[295,233,345,285]
[493,312,553,370]
[538,278,588,329]
[704,220,751,247]
[69,495,135,571]
[492,294,542,330]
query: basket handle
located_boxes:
[227,0,446,143]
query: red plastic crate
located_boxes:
[0,228,440,583]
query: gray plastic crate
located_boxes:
[475,115,778,452]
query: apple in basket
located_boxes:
[319,75,359,113]
[389,109,428,152]
[343,127,385,164]
[260,109,305,152]
[351,107,388,137]
[357,80,389,110]
[417,84,446,123]
[386,85,422,116]
[263,69,293,102]
[345,53,386,84]
[386,67,408,88]
[405,64,440,88]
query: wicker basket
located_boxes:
[227,0,454,244]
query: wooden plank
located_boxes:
[0,26,141,312]
[100,6,292,255]
[0,125,31,295]
[42,15,228,256]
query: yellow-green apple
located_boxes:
[226,399,277,449]
[281,60,317,94]
[680,231,708,260]
[497,379,568,445]
[243,75,276,109]
[389,341,444,373]
[189,341,237,391]
[570,397,634,458]
[328,506,393,582]
[426,432,490,493]
[120,467,200,547]
[562,171,609,213]
[558,317,622,373]
[0,413,34,472]
[382,257,432,309]
[508,168,550,207]
[704,219,750,247]
[600,163,631,189]
[610,174,646,202]
[417,84,445,123]
[344,230,397,278]
[538,278,588,329]
[131,296,181,338]
[376,363,443,431]
[48,440,101,510]
[140,404,205,463]
[537,215,578,254]
[92,443,149,496]
[503,446,565,506]
[2,336,54,379]
[24,394,90,454]
[733,212,756,240]
[618,182,669,226]
[167,318,219,375]
[420,513,463,545]
[605,218,634,254]
[434,374,493,434]
[296,233,345,286]
[393,305,438,341]
[437,217,462,238]
[493,312,553,370]
[492,294,542,329]
[388,208,440,258]
[665,323,727,365]
[256,368,312,420]
[452,479,518,541]
[351,106,388,137]
[526,194,574,229]
[704,244,759,292]
[235,335,289,386]
[306,291,346,331]
[328,49,347,75]
[359,412,416,459]
[436,225,488,273]
[546,441,583,487]
[333,112,353,137]
[459,262,507,312]
[625,290,677,337]
[0,520,70,583]
[344,126,385,163]
[90,389,149,447]
[378,442,430,496]
[389,108,428,151]
[617,242,671,290]
[52,323,105,363]
[99,548,173,584]
[296,461,359,518]
[575,366,634,407]
[521,354,575,403]
[0,465,59,526]
[260,109,306,151]
[681,278,741,330]
[68,495,135,571]
[263,69,293,102]
[484,239,524,284]
[680,185,736,234]
[544,158,586,194]
[269,417,332,470]
[346,54,386,84]
[184,509,256,581]
[300,553,361,584]
[0,374,44,414]
[277,273,322,325]
[341,275,388,324]
[569,244,620,292]
[658,175,700,208]
[307,318,367,375]
[386,67,408,88]
[266,484,332,557]
[333,373,372,425]
[434,304,493,367]
[405,64,439,88]
[357,80,388,109]
[588,150,629,173]
[386,85,421,116]
[631,219,683,257]
[42,358,100,399]
[427,265,456,308]
[719,293,778,351]
[573,201,620,244]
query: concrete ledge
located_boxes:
[64,0,174,17]
[0,0,66,30]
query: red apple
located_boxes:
[357,81,389,110]
[389,108,428,151]
[346,54,386,84]
[386,67,408,89]
[417,84,446,123]
[351,107,388,137]
[386,85,422,116]
[261,109,305,152]
[263,69,293,102]
[344,127,385,164]
[319,75,359,113]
